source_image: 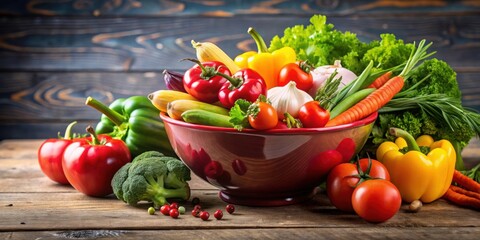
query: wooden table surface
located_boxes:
[1,139,479,239]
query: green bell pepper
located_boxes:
[85,96,175,158]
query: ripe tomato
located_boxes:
[298,101,330,128]
[352,179,401,223]
[326,158,390,212]
[248,102,278,130]
[38,138,77,185]
[278,62,313,92]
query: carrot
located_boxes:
[326,75,404,127]
[450,185,480,200]
[453,170,480,193]
[329,88,375,119]
[326,40,432,127]
[367,71,393,89]
[443,186,480,210]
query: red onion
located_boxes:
[163,69,186,92]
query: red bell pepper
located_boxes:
[217,69,267,109]
[37,121,84,185]
[62,126,131,197]
[183,59,230,103]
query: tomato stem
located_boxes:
[351,157,378,187]
[62,121,77,140]
[86,126,100,145]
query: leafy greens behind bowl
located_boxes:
[269,15,480,170]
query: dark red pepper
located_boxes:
[217,68,267,109]
[62,126,131,197]
[37,121,84,185]
[183,59,230,103]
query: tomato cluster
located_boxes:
[38,124,131,197]
[326,158,402,223]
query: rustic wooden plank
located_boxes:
[0,140,479,235]
[1,227,480,240]
[1,190,479,231]
[0,164,216,193]
[0,71,167,121]
[0,0,479,17]
[0,15,478,71]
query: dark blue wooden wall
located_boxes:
[0,0,479,139]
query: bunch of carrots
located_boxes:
[325,40,433,127]
[443,170,480,210]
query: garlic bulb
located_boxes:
[308,60,357,97]
[267,81,313,120]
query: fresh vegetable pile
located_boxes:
[36,14,480,223]
[269,15,480,170]
[37,96,191,203]
[151,24,432,132]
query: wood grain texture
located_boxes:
[1,70,479,140]
[0,139,479,238]
[0,0,479,17]
[0,72,166,121]
[0,15,479,71]
[1,228,480,240]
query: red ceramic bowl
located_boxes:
[160,112,377,206]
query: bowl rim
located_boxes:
[160,111,377,134]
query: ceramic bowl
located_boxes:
[160,112,377,206]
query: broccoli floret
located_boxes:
[370,111,422,145]
[111,151,191,208]
[165,158,192,189]
[111,162,131,200]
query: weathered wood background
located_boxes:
[0,0,479,139]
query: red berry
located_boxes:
[191,208,200,217]
[160,204,171,215]
[225,204,235,214]
[169,208,179,218]
[169,202,179,209]
[194,204,202,210]
[200,211,210,221]
[213,209,223,220]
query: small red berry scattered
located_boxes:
[226,204,235,214]
[194,204,202,211]
[169,208,179,218]
[160,204,171,215]
[200,211,210,221]
[213,209,223,220]
[191,208,201,217]
[169,202,179,209]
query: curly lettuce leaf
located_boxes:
[360,33,414,72]
[269,15,373,74]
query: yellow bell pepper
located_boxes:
[376,128,456,203]
[234,27,296,89]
